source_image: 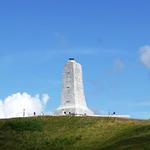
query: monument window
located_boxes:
[67,86,70,88]
[66,72,70,77]
[64,112,66,114]
[66,100,70,103]
[69,112,71,114]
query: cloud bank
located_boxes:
[0,92,49,119]
[140,45,150,68]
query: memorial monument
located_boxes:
[55,58,94,116]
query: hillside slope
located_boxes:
[0,116,150,150]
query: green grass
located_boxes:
[0,116,150,150]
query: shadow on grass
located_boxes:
[1,118,44,132]
[100,125,150,150]
[101,134,150,150]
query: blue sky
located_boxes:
[0,0,150,119]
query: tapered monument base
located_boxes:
[55,106,94,116]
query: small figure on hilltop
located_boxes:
[33,112,36,116]
[113,112,116,115]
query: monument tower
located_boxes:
[55,58,94,116]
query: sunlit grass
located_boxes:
[0,116,150,150]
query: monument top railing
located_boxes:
[69,58,75,61]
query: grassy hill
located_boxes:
[0,116,150,150]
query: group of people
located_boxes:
[22,109,45,117]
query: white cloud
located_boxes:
[139,45,150,68]
[0,92,49,119]
[0,101,4,118]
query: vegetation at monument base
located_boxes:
[0,117,150,150]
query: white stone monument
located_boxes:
[55,58,94,116]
